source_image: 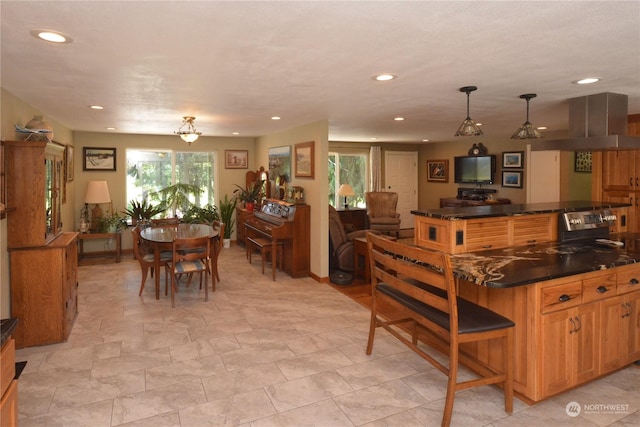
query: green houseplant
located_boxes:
[233,180,263,212]
[123,198,166,225]
[182,204,220,224]
[150,183,202,217]
[95,209,127,233]
[218,194,237,248]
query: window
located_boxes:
[329,151,368,208]
[126,149,217,216]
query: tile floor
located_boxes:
[14,244,640,426]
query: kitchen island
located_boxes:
[410,201,638,403]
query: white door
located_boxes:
[527,147,560,203]
[384,151,418,229]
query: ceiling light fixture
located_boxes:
[575,77,600,85]
[511,94,543,139]
[394,117,405,121]
[174,116,202,145]
[373,74,397,81]
[454,86,483,136]
[31,29,72,44]
[89,105,104,110]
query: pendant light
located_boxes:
[175,116,202,144]
[511,94,543,139]
[455,86,483,136]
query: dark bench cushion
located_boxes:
[376,282,514,334]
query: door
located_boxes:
[527,147,560,203]
[384,151,418,230]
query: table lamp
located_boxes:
[337,184,355,209]
[84,180,111,231]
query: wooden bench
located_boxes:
[366,233,514,427]
[246,237,283,281]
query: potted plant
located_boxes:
[95,209,127,233]
[123,198,166,226]
[218,194,237,248]
[182,204,220,224]
[150,183,202,217]
[233,180,263,213]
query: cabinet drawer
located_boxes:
[512,214,556,245]
[0,338,15,397]
[465,220,510,251]
[541,282,582,313]
[617,265,640,295]
[583,273,617,303]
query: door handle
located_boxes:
[569,317,577,333]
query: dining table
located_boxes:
[140,223,220,300]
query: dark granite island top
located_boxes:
[451,233,640,288]
[411,200,630,220]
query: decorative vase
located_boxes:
[246,202,255,213]
[24,115,54,141]
[223,238,231,249]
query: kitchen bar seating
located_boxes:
[366,233,514,427]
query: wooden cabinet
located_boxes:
[3,140,64,248]
[1,337,17,427]
[541,302,599,397]
[336,208,368,232]
[3,140,79,348]
[439,198,511,208]
[415,213,557,253]
[10,233,79,348]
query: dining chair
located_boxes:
[151,217,180,227]
[131,227,172,296]
[209,220,225,289]
[166,235,211,307]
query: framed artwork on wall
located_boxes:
[502,151,524,169]
[224,150,248,169]
[575,151,592,173]
[65,145,74,182]
[426,159,449,182]
[294,141,314,178]
[83,147,116,171]
[268,145,291,182]
[502,171,523,188]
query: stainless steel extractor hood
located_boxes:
[532,92,640,151]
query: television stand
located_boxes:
[456,187,497,200]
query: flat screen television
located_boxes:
[454,155,496,184]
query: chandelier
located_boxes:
[175,116,202,144]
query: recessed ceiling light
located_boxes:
[394,117,405,121]
[370,137,377,140]
[373,74,397,81]
[537,126,548,130]
[422,139,429,142]
[476,123,483,126]
[271,116,281,120]
[106,127,116,131]
[574,77,600,85]
[232,132,239,135]
[31,29,72,44]
[89,105,104,110]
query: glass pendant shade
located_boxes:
[511,94,543,139]
[455,86,483,136]
[175,116,202,144]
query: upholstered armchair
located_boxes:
[365,192,401,237]
[328,205,374,272]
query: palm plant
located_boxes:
[150,183,202,217]
[123,199,166,224]
[218,194,237,239]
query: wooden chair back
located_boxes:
[210,220,225,287]
[169,235,211,307]
[151,217,180,227]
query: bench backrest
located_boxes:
[367,233,459,335]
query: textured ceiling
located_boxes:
[1,1,639,143]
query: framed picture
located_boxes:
[83,147,116,171]
[294,141,315,178]
[502,151,524,169]
[426,159,449,183]
[268,145,291,182]
[225,150,248,169]
[502,171,523,188]
[65,145,74,182]
[575,151,592,173]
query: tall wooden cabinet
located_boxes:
[2,141,79,348]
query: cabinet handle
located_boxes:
[559,294,571,302]
[629,278,639,286]
[596,285,608,294]
[631,177,634,187]
[574,316,582,332]
[621,303,631,318]
[482,245,492,248]
[569,317,577,333]
[636,177,639,187]
[626,302,632,317]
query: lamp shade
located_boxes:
[84,181,111,204]
[337,184,355,197]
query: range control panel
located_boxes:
[560,209,617,232]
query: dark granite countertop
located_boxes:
[411,200,631,220]
[1,318,18,346]
[451,233,640,288]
